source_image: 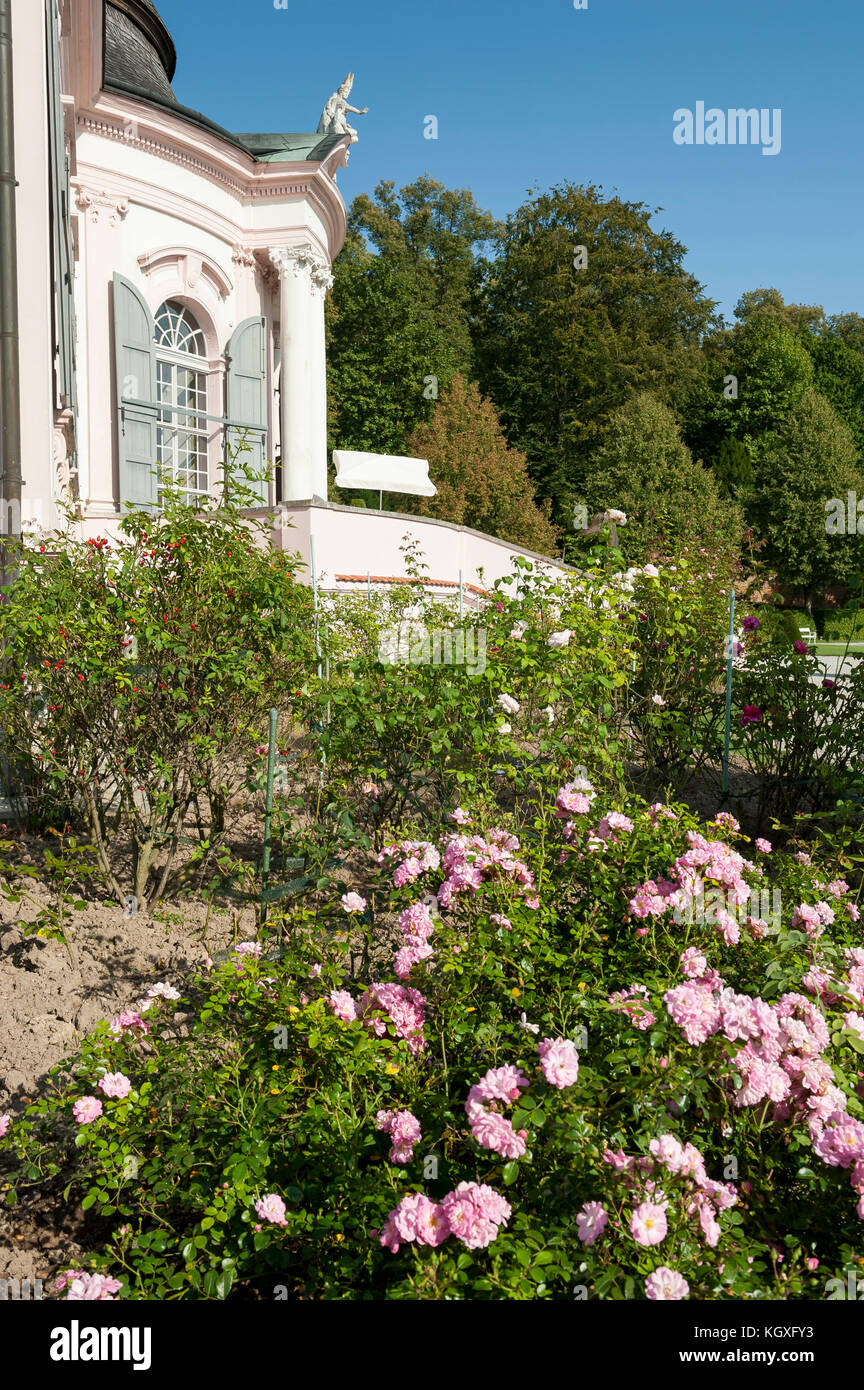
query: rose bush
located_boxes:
[2,525,863,1301]
[0,472,313,909]
[725,618,864,823]
[3,780,862,1300]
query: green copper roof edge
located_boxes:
[233,133,345,162]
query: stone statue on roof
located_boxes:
[317,73,368,145]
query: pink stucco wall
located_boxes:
[272,501,568,598]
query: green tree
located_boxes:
[751,389,864,601]
[728,315,815,453]
[713,436,755,500]
[403,375,560,555]
[686,315,814,468]
[733,287,826,337]
[326,177,500,472]
[576,392,741,563]
[804,336,864,461]
[475,182,718,517]
[827,312,864,353]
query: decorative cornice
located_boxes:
[75,94,349,259]
[78,112,247,197]
[268,244,334,298]
[73,184,129,226]
[74,163,332,281]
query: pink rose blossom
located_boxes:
[680,947,708,980]
[376,1108,422,1163]
[538,1036,580,1088]
[609,983,656,1030]
[146,981,181,1001]
[596,811,634,841]
[97,1073,132,1100]
[576,1201,608,1246]
[73,1096,103,1125]
[254,1193,288,1226]
[56,1270,122,1301]
[645,1267,689,1300]
[664,983,721,1045]
[441,1182,511,1249]
[341,891,367,914]
[556,780,596,815]
[357,982,427,1054]
[631,1201,668,1247]
[379,1193,451,1252]
[629,880,671,919]
[826,879,849,898]
[328,989,358,1022]
[109,1010,148,1037]
[470,1110,527,1159]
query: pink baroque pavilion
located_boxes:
[5,0,564,595]
[11,0,345,531]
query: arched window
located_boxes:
[154,301,209,500]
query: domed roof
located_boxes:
[104,1,177,107]
[102,0,342,165]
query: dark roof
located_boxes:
[104,2,176,105]
[102,2,340,164]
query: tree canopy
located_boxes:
[751,389,864,599]
[402,375,560,556]
[475,182,718,515]
[324,178,864,598]
[326,177,499,464]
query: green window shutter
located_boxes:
[47,0,76,413]
[226,316,269,503]
[113,274,158,511]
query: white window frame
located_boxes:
[153,301,212,503]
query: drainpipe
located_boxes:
[0,0,22,590]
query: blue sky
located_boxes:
[156,0,863,323]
